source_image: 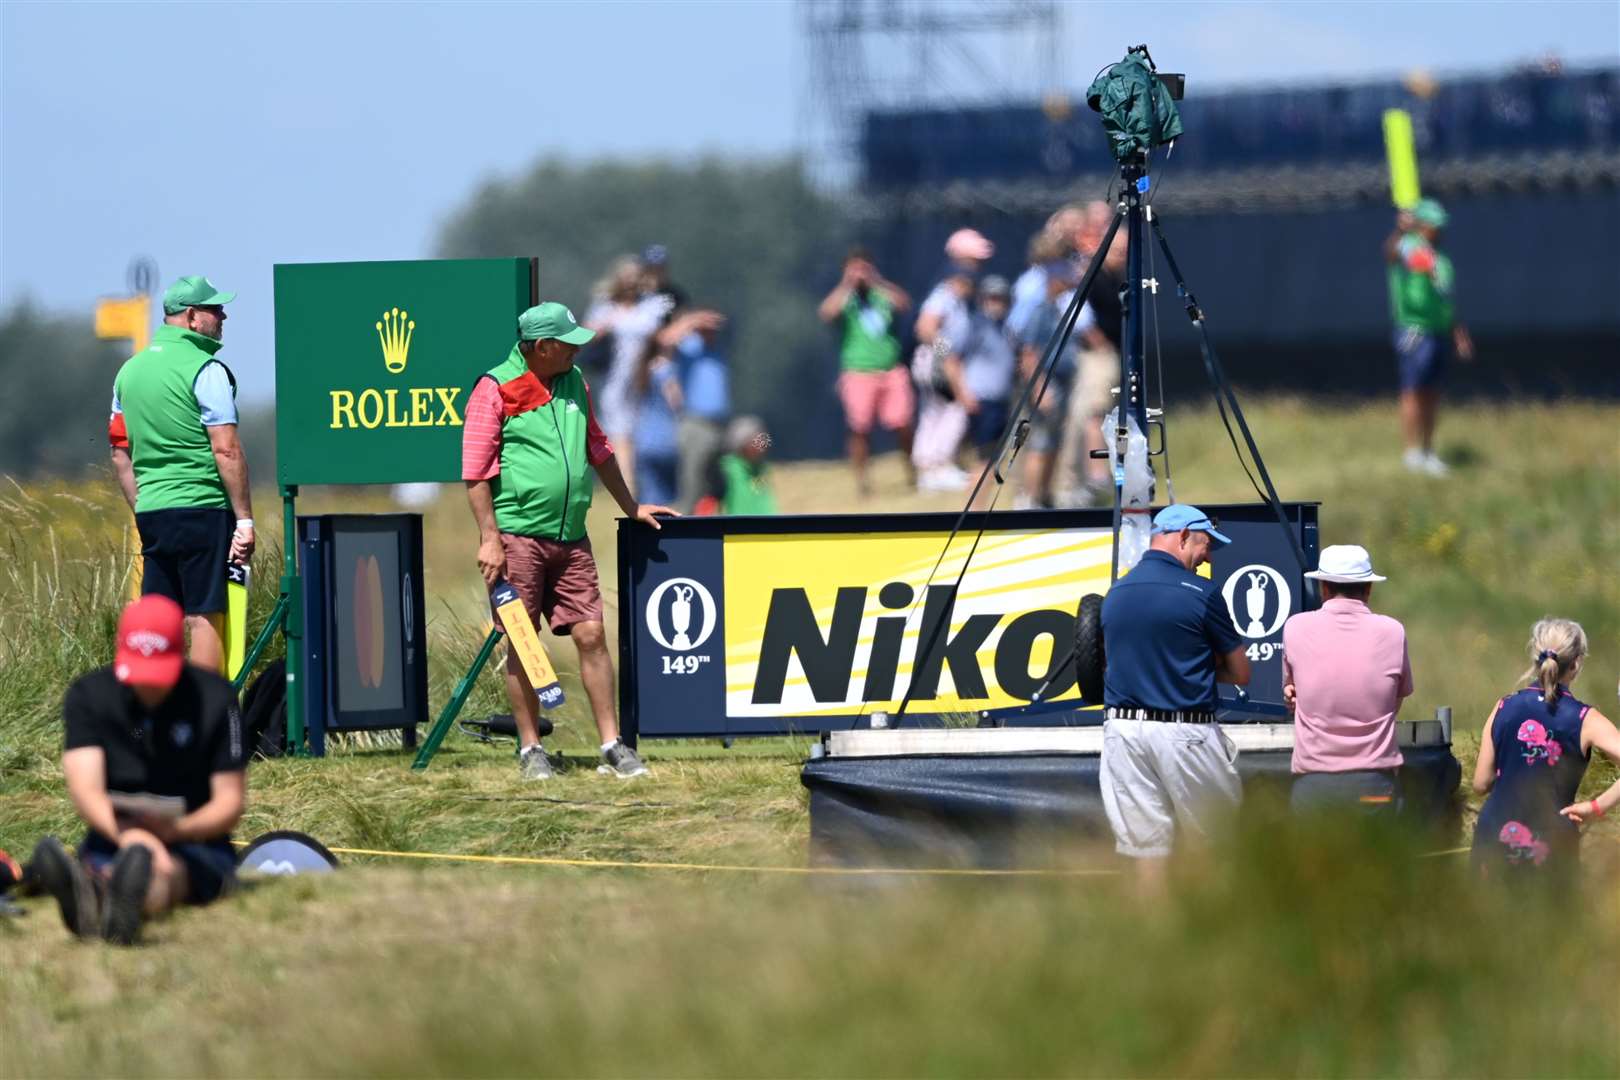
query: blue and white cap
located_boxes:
[1150,504,1231,546]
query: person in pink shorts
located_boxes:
[819,247,914,496]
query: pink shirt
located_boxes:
[1282,597,1411,773]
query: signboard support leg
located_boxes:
[412,626,502,771]
[281,486,306,755]
[230,592,288,693]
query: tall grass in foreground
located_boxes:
[4,810,1617,1078]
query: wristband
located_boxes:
[1593,800,1606,819]
[235,518,254,530]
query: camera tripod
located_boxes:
[892,150,1309,721]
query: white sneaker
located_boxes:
[1402,448,1427,473]
[918,467,967,493]
[1422,451,1450,477]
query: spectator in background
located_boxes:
[640,244,688,313]
[1054,201,1125,506]
[1385,198,1473,477]
[585,255,666,477]
[1472,618,1620,882]
[657,307,730,513]
[630,339,682,508]
[1281,545,1411,815]
[1008,230,1073,344]
[818,247,914,497]
[915,228,994,346]
[910,263,978,493]
[1013,256,1089,508]
[942,275,1019,510]
[718,415,778,516]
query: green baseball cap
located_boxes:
[518,302,595,345]
[1412,198,1448,228]
[161,275,236,315]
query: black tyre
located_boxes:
[1074,593,1106,704]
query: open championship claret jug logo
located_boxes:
[645,577,719,677]
[646,578,717,653]
[1221,563,1292,640]
[327,307,464,431]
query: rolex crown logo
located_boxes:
[376,307,415,374]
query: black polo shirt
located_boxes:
[1101,550,1242,712]
[63,665,247,818]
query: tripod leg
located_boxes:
[412,627,502,771]
[1149,216,1309,576]
[893,208,1125,722]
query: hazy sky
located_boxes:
[4,0,1616,402]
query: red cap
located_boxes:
[114,595,184,688]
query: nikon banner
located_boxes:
[618,505,1320,743]
[273,258,536,486]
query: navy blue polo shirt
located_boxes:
[1101,550,1243,711]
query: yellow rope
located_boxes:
[320,845,1123,877]
[234,840,1118,877]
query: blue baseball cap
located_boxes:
[1151,504,1231,546]
[642,244,669,266]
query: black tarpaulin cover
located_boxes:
[802,747,1461,868]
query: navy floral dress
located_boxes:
[1473,686,1591,876]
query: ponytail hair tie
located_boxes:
[1537,649,1559,665]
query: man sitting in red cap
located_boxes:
[31,595,248,945]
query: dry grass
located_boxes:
[3,396,1619,1077]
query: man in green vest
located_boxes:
[1385,198,1474,477]
[461,302,676,780]
[818,247,914,496]
[109,276,255,673]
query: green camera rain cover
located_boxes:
[1087,49,1184,162]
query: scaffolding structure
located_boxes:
[797,0,1062,189]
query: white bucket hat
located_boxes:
[1305,544,1387,583]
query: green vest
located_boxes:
[486,348,594,541]
[1388,238,1455,333]
[839,291,901,372]
[113,324,233,513]
[719,453,778,516]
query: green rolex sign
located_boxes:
[273,258,535,485]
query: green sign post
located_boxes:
[234,258,537,754]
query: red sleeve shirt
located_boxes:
[582,380,614,467]
[460,373,616,482]
[460,377,504,481]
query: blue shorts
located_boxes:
[81,833,238,905]
[967,399,1011,455]
[1393,327,1451,391]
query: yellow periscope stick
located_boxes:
[225,561,249,681]
[491,580,565,709]
[1383,108,1421,209]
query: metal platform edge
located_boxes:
[824,719,1451,759]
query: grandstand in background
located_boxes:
[852,62,1620,404]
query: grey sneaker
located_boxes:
[519,744,553,781]
[32,836,100,939]
[598,742,649,778]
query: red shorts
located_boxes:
[492,534,603,636]
[838,366,915,434]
